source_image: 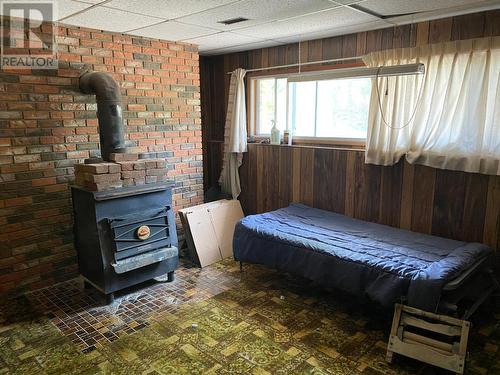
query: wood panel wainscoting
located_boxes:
[239,144,500,254]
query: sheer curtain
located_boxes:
[219,68,247,199]
[364,36,500,175]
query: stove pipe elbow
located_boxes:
[80,71,126,161]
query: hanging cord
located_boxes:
[298,39,302,74]
[375,65,426,130]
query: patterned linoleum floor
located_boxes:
[0,259,499,374]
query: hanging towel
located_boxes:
[219,68,247,198]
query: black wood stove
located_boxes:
[71,71,179,303]
[71,183,178,303]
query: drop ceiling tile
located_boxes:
[178,0,341,31]
[131,21,218,41]
[185,31,267,52]
[61,6,163,32]
[357,0,492,16]
[274,19,389,44]
[236,6,377,40]
[0,0,89,19]
[202,39,282,54]
[330,0,367,4]
[74,0,107,4]
[104,0,237,20]
[56,0,95,20]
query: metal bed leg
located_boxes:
[463,269,500,319]
[489,269,500,290]
[463,287,495,320]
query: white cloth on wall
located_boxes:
[364,36,500,175]
[219,68,247,198]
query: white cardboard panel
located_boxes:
[209,200,244,259]
[185,208,222,268]
[179,199,244,267]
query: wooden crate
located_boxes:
[387,304,470,374]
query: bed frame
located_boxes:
[439,256,499,319]
[239,256,498,320]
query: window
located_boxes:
[255,77,287,135]
[251,74,371,141]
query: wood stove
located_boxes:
[71,183,178,303]
[71,71,179,303]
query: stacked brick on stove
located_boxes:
[74,153,169,191]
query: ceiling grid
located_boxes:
[2,0,498,54]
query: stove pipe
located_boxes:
[80,72,126,161]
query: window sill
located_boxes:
[249,136,365,151]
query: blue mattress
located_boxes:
[233,203,492,311]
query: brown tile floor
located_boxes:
[26,260,240,352]
[0,258,499,374]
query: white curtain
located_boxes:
[364,36,500,175]
[219,68,247,198]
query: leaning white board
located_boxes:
[209,200,244,259]
[184,208,221,268]
[180,199,244,267]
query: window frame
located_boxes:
[248,70,369,147]
[252,75,290,137]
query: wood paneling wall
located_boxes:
[240,145,500,252]
[200,10,500,254]
[200,10,500,190]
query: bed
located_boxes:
[233,203,496,315]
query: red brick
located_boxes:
[32,177,56,186]
[0,20,202,296]
[121,170,146,179]
[74,163,109,174]
[84,181,123,191]
[84,172,121,184]
[117,161,134,171]
[5,196,32,207]
[109,153,139,162]
[133,160,146,170]
[106,162,121,174]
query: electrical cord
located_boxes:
[375,65,426,130]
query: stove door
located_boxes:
[108,207,172,261]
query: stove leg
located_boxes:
[105,293,115,304]
[167,271,175,282]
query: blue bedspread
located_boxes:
[233,203,492,311]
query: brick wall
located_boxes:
[0,17,203,296]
